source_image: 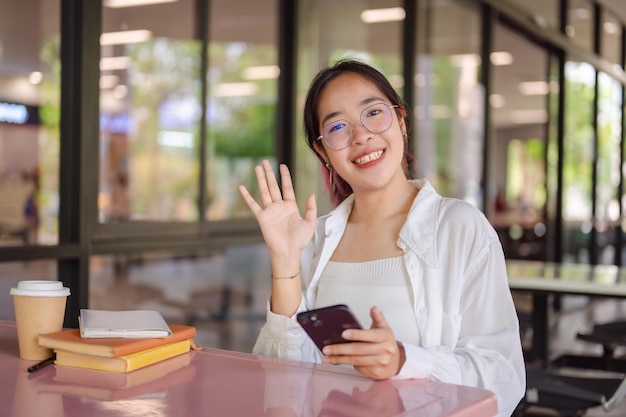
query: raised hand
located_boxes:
[321,307,405,380]
[239,160,317,260]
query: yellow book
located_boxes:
[54,339,191,372]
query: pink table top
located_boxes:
[0,320,497,417]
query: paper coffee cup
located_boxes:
[10,281,70,360]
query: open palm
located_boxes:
[239,160,317,259]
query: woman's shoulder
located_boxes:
[439,196,485,220]
[413,181,496,239]
[437,198,499,249]
[412,180,485,220]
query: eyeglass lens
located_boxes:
[321,103,394,150]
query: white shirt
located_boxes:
[253,179,526,417]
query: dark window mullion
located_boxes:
[59,0,102,326]
[480,3,494,213]
[590,2,601,265]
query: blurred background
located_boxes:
[2,0,626,356]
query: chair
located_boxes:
[517,320,626,416]
[552,321,626,373]
[577,321,626,370]
[518,366,626,416]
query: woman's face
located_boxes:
[315,72,407,195]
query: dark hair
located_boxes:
[303,59,414,206]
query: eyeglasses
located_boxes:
[317,103,399,151]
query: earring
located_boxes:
[326,163,336,193]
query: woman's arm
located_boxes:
[238,160,317,316]
[396,240,525,417]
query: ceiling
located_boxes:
[598,0,626,24]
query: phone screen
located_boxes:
[296,304,362,351]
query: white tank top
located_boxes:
[315,256,420,345]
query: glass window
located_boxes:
[90,244,271,352]
[206,0,278,220]
[595,72,621,264]
[488,22,550,260]
[296,0,404,214]
[0,260,58,320]
[0,0,61,245]
[100,0,201,222]
[562,60,595,262]
[414,0,482,205]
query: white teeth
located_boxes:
[354,150,383,165]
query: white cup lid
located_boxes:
[10,280,70,297]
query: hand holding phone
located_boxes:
[296,304,362,352]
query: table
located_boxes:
[507,260,626,366]
[0,320,497,417]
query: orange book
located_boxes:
[38,324,196,358]
[54,339,191,372]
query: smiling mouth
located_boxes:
[353,150,384,165]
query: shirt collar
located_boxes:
[318,179,441,268]
[399,179,438,268]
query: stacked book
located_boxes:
[38,309,197,373]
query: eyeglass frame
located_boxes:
[316,103,400,151]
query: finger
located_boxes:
[255,164,273,206]
[238,185,262,216]
[324,352,379,367]
[323,340,382,356]
[327,351,398,377]
[304,193,317,223]
[340,325,391,344]
[262,159,283,202]
[334,307,389,343]
[279,164,296,201]
[369,306,390,330]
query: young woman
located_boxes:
[239,59,525,417]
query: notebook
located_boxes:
[79,309,172,338]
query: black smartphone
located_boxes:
[296,304,363,352]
